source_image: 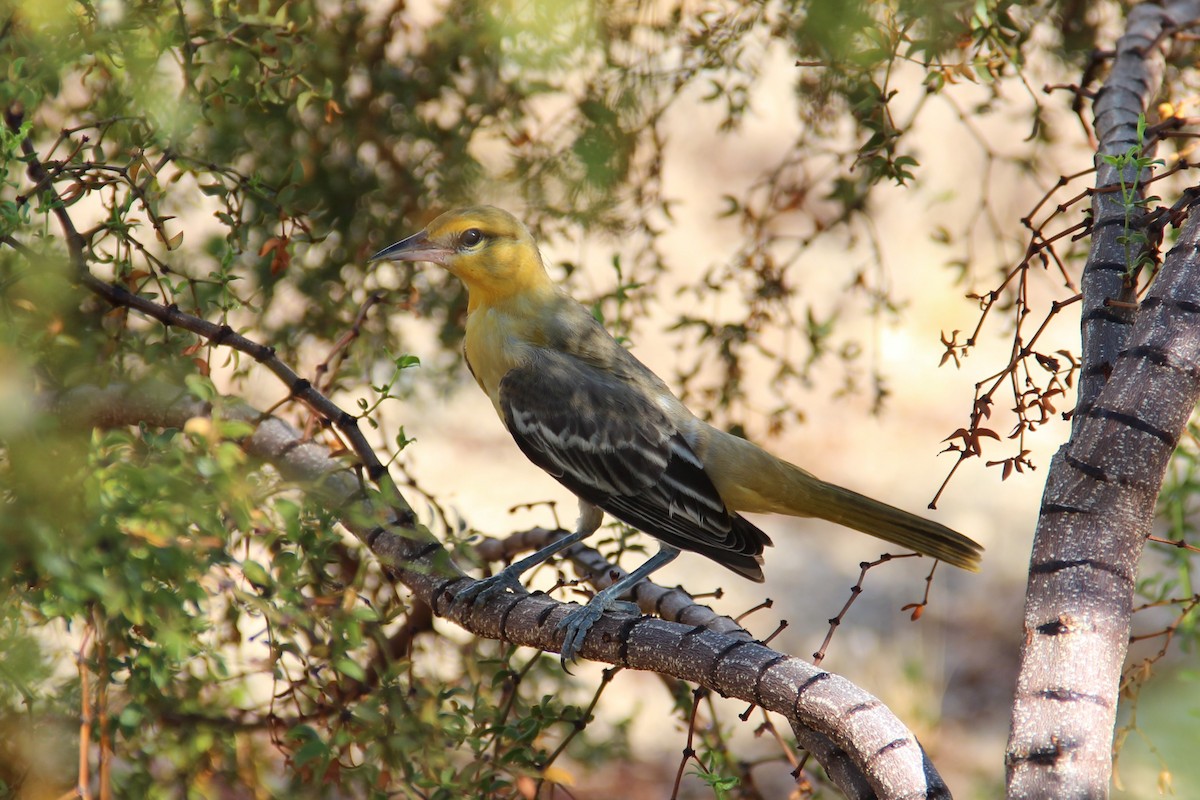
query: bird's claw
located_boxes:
[557,597,641,664]
[454,568,528,607]
[605,599,640,615]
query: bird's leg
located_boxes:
[455,501,604,606]
[558,543,681,664]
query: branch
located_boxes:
[1073,2,1200,420]
[474,527,751,638]
[1008,131,1200,800]
[1007,211,1200,799]
[1008,5,1200,796]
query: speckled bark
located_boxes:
[1008,214,1200,798]
[1073,2,1179,420]
[1007,5,1200,793]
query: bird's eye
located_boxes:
[460,228,484,248]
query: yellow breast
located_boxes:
[464,306,536,418]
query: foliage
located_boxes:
[1,0,1198,797]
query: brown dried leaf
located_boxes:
[259,236,282,257]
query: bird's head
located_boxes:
[371,206,552,308]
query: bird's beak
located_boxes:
[369,230,452,265]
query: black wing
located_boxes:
[498,353,769,581]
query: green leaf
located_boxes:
[334,657,366,681]
[241,560,272,589]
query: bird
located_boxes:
[371,206,982,663]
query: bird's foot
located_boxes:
[557,595,641,664]
[454,566,529,607]
[605,599,640,615]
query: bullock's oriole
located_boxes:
[372,206,982,662]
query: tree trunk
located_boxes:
[1006,6,1200,796]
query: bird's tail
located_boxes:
[704,430,983,571]
[792,478,983,571]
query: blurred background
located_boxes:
[1,0,1197,797]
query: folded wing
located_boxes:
[498,353,770,581]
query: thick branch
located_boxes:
[475,527,752,638]
[1007,5,1200,798]
[1007,211,1200,797]
[1074,1,1200,420]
